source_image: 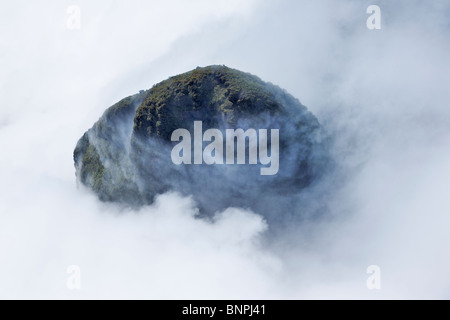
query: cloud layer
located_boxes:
[0,0,449,299]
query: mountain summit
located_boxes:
[74,66,329,221]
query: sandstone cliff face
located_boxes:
[74,66,329,220]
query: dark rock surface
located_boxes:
[74,65,330,221]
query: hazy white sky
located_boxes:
[0,0,449,299]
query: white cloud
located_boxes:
[1,0,450,299]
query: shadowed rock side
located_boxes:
[74,66,331,222]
